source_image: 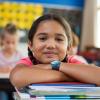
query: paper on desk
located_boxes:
[27,85,100,96]
[28,86,73,92]
[0,73,9,78]
[28,85,100,92]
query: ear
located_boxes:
[66,45,72,55]
[28,41,33,51]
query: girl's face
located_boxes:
[29,20,69,63]
[2,32,19,53]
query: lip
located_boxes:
[44,54,55,58]
[44,51,57,54]
[43,51,57,58]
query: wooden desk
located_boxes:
[0,73,15,91]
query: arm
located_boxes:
[10,64,75,88]
[59,63,100,86]
[0,66,13,73]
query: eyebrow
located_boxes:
[55,33,66,38]
[36,33,47,36]
[36,32,66,38]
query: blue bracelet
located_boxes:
[51,60,61,70]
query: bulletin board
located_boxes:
[0,2,43,29]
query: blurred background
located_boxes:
[0,0,100,65]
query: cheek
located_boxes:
[62,47,68,55]
[32,43,44,54]
[2,41,9,48]
[31,44,44,60]
[59,45,68,57]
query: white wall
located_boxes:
[17,43,28,57]
[81,0,97,51]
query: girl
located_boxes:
[0,23,22,73]
[0,23,23,100]
[10,14,100,89]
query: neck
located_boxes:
[29,55,67,65]
[2,49,16,58]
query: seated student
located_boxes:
[0,23,22,73]
[0,23,23,100]
[68,32,88,63]
[10,14,100,89]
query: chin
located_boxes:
[42,58,59,64]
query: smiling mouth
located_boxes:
[44,52,57,58]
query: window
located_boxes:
[96,0,100,48]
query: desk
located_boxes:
[0,73,15,91]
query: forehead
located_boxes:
[3,32,18,40]
[36,20,66,34]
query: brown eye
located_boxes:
[39,37,47,41]
[6,41,10,44]
[56,38,64,42]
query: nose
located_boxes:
[46,39,56,49]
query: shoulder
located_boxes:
[67,55,87,64]
[17,57,33,66]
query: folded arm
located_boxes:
[10,64,75,89]
[59,63,100,86]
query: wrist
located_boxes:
[59,62,64,71]
[51,60,61,70]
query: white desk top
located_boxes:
[0,73,9,79]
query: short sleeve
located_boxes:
[67,55,87,64]
[17,57,33,66]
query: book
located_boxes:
[14,82,100,99]
[29,82,96,87]
[14,88,100,100]
[14,87,30,100]
[25,82,100,97]
[26,86,100,96]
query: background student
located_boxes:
[0,23,22,73]
[0,23,23,100]
[69,32,87,63]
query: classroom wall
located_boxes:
[81,0,97,51]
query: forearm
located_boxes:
[0,66,13,73]
[10,64,74,88]
[60,63,100,86]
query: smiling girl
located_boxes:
[10,14,100,88]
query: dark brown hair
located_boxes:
[1,23,17,39]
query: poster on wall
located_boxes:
[0,2,43,29]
